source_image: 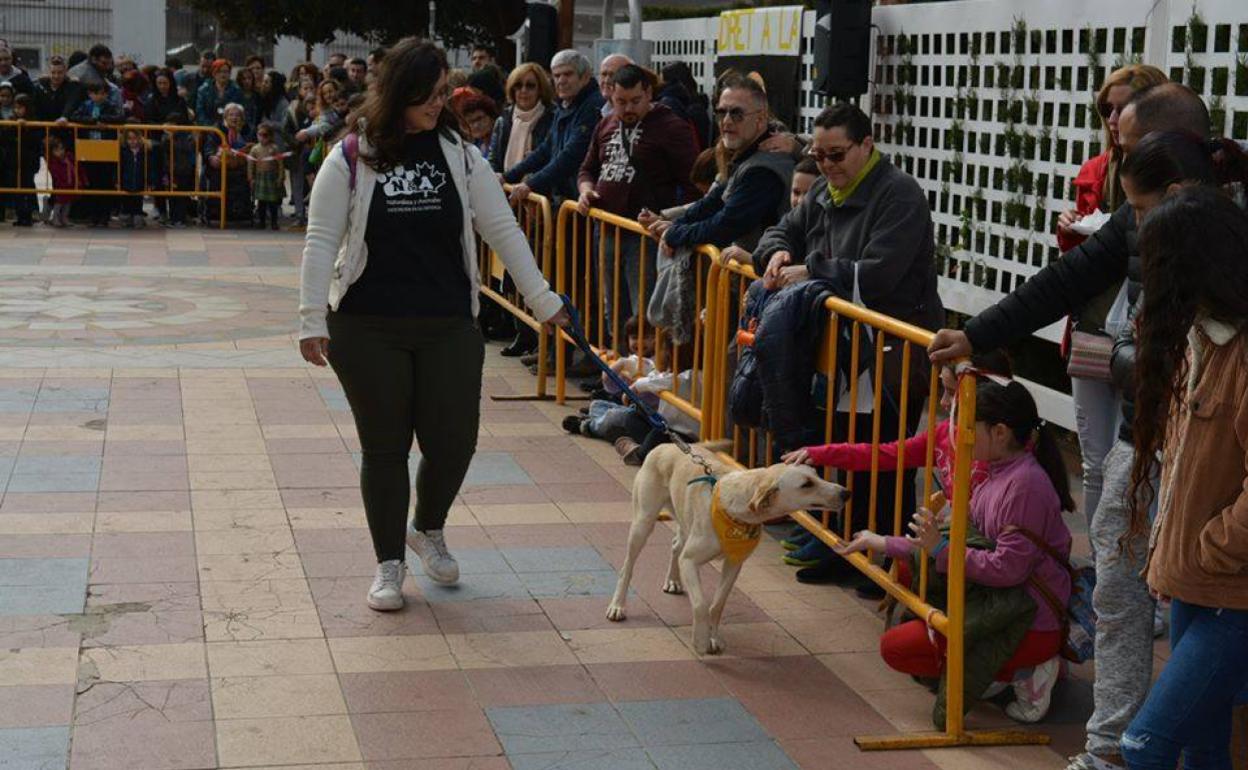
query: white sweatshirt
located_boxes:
[298,129,562,339]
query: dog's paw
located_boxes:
[661,579,684,595]
[706,636,724,655]
[605,604,627,622]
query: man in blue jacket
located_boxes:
[504,49,604,205]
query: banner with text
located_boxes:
[715,6,804,129]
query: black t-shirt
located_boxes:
[338,131,469,317]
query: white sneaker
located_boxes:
[981,680,1010,699]
[1064,753,1125,770]
[407,527,460,585]
[367,559,406,611]
[1005,656,1060,723]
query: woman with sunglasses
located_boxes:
[489,63,554,176]
[1052,65,1165,554]
[298,37,568,612]
[487,63,556,356]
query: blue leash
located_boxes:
[558,294,667,431]
[557,294,717,477]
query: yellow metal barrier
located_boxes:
[551,200,721,436]
[0,119,228,229]
[703,254,1048,751]
[477,185,557,401]
[538,198,1048,751]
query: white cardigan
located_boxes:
[298,130,562,340]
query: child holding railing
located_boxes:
[833,375,1075,724]
[780,350,1012,559]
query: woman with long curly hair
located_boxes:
[1119,186,1248,769]
[298,37,568,611]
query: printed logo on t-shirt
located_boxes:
[379,162,447,213]
[599,126,640,184]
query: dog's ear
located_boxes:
[748,481,779,515]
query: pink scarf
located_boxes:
[503,102,546,172]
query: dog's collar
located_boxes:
[709,486,762,565]
[687,475,718,487]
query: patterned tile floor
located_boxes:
[0,229,1110,769]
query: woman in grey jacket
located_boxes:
[298,37,567,612]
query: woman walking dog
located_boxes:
[298,37,568,611]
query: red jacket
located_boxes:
[1057,151,1111,253]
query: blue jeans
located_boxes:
[584,399,650,443]
[1121,599,1248,769]
[595,229,656,347]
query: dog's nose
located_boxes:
[839,487,852,503]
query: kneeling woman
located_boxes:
[839,377,1074,723]
[298,37,567,611]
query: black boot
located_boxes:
[500,325,538,357]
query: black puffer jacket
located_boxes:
[753,280,837,452]
[965,202,1141,352]
[1110,292,1140,443]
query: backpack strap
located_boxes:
[1001,525,1076,577]
[1003,524,1079,660]
[343,132,359,192]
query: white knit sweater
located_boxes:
[298,130,562,340]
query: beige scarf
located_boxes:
[503,102,546,172]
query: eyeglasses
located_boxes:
[409,85,451,107]
[714,106,762,124]
[515,81,539,91]
[1096,101,1120,119]
[806,143,860,164]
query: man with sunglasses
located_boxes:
[748,102,942,589]
[753,101,942,330]
[648,75,794,254]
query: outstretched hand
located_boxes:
[781,448,813,466]
[835,530,886,556]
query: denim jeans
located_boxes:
[584,399,650,443]
[1121,599,1248,769]
[595,229,656,346]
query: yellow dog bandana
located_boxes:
[710,487,762,565]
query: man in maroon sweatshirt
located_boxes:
[576,63,698,342]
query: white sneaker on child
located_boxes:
[1005,656,1060,723]
[367,559,406,611]
[407,527,460,585]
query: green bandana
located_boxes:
[827,148,881,206]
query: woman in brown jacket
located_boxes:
[1121,186,1248,770]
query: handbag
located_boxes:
[1065,279,1130,382]
[1002,525,1097,663]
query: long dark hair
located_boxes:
[258,69,287,115]
[1120,130,1248,193]
[352,36,460,172]
[975,379,1075,512]
[1127,187,1248,541]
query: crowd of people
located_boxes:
[14,30,1234,769]
[0,40,392,228]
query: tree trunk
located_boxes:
[304,41,313,62]
[1234,704,1247,770]
[557,0,575,51]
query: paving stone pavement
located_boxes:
[0,229,1102,769]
